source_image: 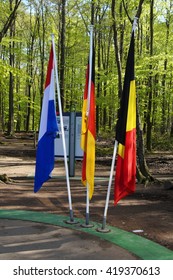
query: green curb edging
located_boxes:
[0,209,173,260]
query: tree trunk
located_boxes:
[146,0,154,151]
[60,0,66,110]
[161,6,170,134]
[111,0,122,98]
[96,2,101,133]
[0,81,4,133]
[38,1,45,130]
[26,4,38,131]
[122,0,153,182]
[137,98,154,182]
[8,0,15,135]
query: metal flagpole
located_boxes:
[52,34,76,224]
[97,17,138,233]
[97,139,118,232]
[81,25,94,228]
[87,25,94,118]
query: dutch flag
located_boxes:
[34,45,58,193]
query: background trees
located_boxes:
[0,0,173,152]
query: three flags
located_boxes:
[81,52,96,200]
[34,45,58,193]
[34,31,136,207]
[114,30,136,204]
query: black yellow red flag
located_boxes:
[114,30,136,204]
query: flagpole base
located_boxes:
[97,227,110,233]
[96,217,111,233]
[65,219,79,225]
[81,223,94,228]
[81,213,94,228]
[64,210,79,225]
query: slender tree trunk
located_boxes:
[102,29,111,131]
[119,2,125,63]
[0,81,3,133]
[16,45,21,132]
[8,0,15,135]
[170,99,173,137]
[26,4,38,131]
[111,0,122,98]
[169,72,173,136]
[60,0,66,110]
[38,1,45,127]
[161,6,170,134]
[146,0,154,151]
[136,97,154,182]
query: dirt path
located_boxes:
[0,134,173,251]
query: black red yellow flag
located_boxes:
[114,30,136,204]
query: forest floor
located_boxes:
[0,133,173,251]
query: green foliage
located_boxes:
[152,133,173,151]
[96,145,114,157]
[0,0,173,151]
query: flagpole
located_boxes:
[82,25,94,228]
[87,25,94,117]
[51,34,76,224]
[97,140,118,232]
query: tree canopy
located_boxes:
[0,0,173,151]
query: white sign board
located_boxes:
[75,115,83,159]
[54,115,70,157]
[54,113,83,159]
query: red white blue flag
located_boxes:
[34,45,58,193]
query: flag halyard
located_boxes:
[34,45,58,193]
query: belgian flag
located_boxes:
[114,30,136,205]
[81,50,96,200]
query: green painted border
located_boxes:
[0,209,173,260]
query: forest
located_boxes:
[0,0,173,154]
[1,1,173,254]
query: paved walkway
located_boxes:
[0,219,137,260]
[0,210,173,260]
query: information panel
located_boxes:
[54,113,83,159]
[75,114,83,159]
[54,114,70,157]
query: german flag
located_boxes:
[114,30,136,205]
[81,51,96,200]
